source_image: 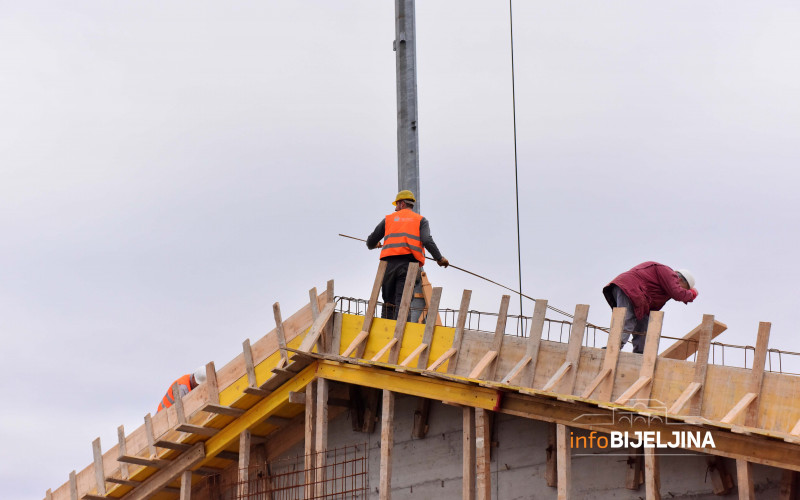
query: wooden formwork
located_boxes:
[45,263,800,500]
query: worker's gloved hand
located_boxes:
[375,242,383,248]
[437,257,449,268]
[690,288,698,299]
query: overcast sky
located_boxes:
[2,2,799,499]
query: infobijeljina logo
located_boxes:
[570,398,716,453]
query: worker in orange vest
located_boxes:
[366,190,449,320]
[156,366,207,412]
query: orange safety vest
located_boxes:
[379,209,425,265]
[157,374,193,413]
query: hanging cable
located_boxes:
[508,0,524,334]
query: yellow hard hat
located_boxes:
[392,190,416,206]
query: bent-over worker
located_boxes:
[366,190,449,320]
[603,261,698,354]
[156,366,207,412]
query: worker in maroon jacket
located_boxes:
[603,262,698,353]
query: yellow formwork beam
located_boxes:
[316,360,499,410]
[198,363,318,466]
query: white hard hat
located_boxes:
[675,269,695,289]
[193,366,207,385]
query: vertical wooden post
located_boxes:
[520,299,548,388]
[736,322,771,490]
[484,295,511,381]
[545,423,557,487]
[273,302,290,365]
[205,361,220,404]
[315,378,329,498]
[380,390,395,500]
[387,263,419,364]
[557,424,571,500]
[323,279,335,352]
[563,305,589,394]
[737,459,755,500]
[92,437,107,496]
[179,470,192,500]
[476,409,492,500]
[304,381,316,499]
[355,261,387,358]
[779,470,798,500]
[447,290,473,374]
[117,425,129,480]
[688,314,714,416]
[239,430,251,499]
[644,447,661,500]
[69,470,78,500]
[463,407,476,500]
[144,413,158,459]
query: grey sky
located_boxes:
[1,2,799,499]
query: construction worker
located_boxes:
[366,190,449,320]
[603,262,698,354]
[156,367,206,412]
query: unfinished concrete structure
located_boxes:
[44,262,800,499]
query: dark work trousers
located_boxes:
[380,258,422,320]
[606,284,650,353]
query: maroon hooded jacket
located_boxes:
[603,261,695,320]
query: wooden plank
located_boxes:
[614,311,663,405]
[556,424,571,500]
[387,262,419,364]
[46,489,53,500]
[668,382,702,415]
[179,471,192,500]
[707,457,734,495]
[644,447,661,500]
[91,438,106,496]
[330,312,343,357]
[117,426,129,480]
[342,330,370,358]
[582,307,626,400]
[172,383,186,424]
[520,299,548,388]
[614,376,653,405]
[304,381,316,500]
[297,302,335,353]
[463,407,476,500]
[580,368,611,401]
[745,322,771,426]
[380,390,395,500]
[154,440,192,452]
[416,287,442,369]
[399,343,428,367]
[688,314,714,416]
[661,320,728,360]
[238,430,251,499]
[447,290,473,374]
[371,338,398,362]
[107,478,140,487]
[545,423,557,487]
[779,470,798,500]
[468,351,498,380]
[315,378,329,498]
[625,452,642,489]
[411,398,431,439]
[70,471,78,500]
[118,455,166,467]
[476,409,491,500]
[205,362,220,405]
[125,442,205,500]
[356,261,387,359]
[737,459,755,500]
[501,355,531,385]
[483,295,510,381]
[242,339,270,397]
[427,348,457,372]
[273,303,290,365]
[308,287,320,319]
[542,362,572,392]
[721,393,758,424]
[201,404,244,417]
[288,391,306,405]
[561,304,590,394]
[175,424,219,437]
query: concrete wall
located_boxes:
[281,392,785,499]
